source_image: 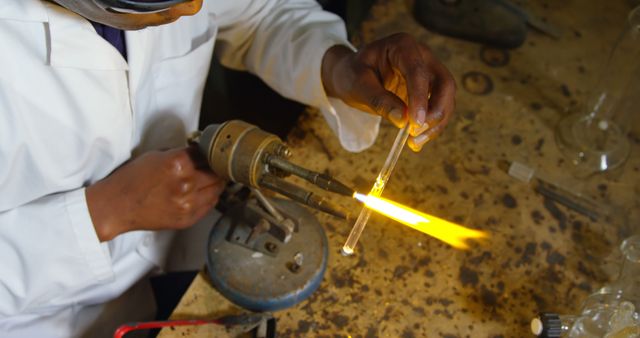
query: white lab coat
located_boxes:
[0,0,380,336]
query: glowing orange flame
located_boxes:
[354,193,488,249]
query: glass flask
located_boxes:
[532,236,640,337]
[555,5,640,178]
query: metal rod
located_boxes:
[534,182,600,220]
[341,125,410,256]
[266,156,355,197]
[251,188,285,221]
[259,175,350,220]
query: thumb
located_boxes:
[371,90,408,128]
[354,76,408,128]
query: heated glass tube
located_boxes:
[341,125,410,256]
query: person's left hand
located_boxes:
[321,33,456,152]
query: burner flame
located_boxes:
[353,193,487,249]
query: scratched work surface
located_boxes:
[159,0,640,337]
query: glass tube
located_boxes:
[341,125,410,256]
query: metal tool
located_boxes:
[506,160,612,221]
[191,120,354,220]
[190,120,353,312]
[206,196,328,311]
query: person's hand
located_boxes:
[86,147,225,241]
[321,33,456,152]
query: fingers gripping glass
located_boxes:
[96,0,191,13]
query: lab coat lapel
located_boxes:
[44,2,128,70]
[124,28,153,115]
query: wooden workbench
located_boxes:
[159,1,640,337]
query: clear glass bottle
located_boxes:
[531,313,577,337]
[555,5,640,178]
[532,236,640,337]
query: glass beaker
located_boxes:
[555,5,640,178]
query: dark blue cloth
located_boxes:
[90,22,127,60]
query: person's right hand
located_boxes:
[321,33,456,152]
[86,147,225,242]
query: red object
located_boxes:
[113,319,223,338]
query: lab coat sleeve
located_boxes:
[210,0,380,152]
[0,189,113,316]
